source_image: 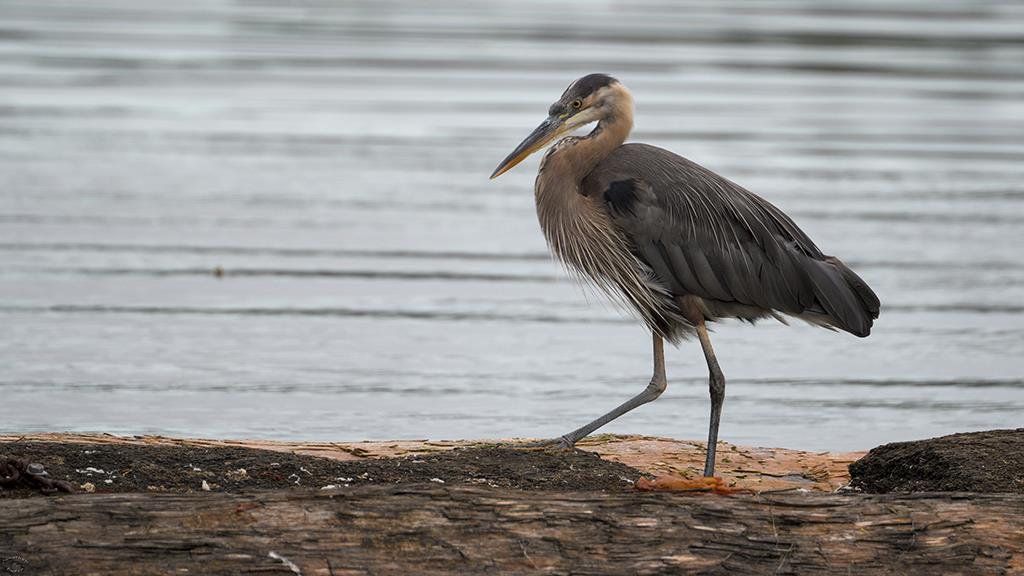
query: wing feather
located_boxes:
[583,143,880,336]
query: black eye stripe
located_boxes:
[551,74,616,117]
[562,73,616,101]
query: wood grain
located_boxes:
[2,486,1021,575]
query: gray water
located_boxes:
[1,0,1023,451]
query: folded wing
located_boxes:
[582,143,880,337]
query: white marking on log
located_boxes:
[268,551,302,575]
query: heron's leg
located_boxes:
[695,322,725,477]
[544,332,667,448]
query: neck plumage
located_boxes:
[531,85,673,334]
[538,87,634,186]
[535,84,634,229]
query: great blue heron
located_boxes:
[490,74,880,477]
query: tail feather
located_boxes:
[832,257,881,319]
[805,257,880,337]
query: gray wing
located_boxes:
[582,143,880,337]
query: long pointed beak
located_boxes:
[490,116,564,179]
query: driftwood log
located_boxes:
[2,485,1022,575]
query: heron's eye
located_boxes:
[571,99,583,110]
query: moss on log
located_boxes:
[1,486,1022,575]
[850,428,1024,493]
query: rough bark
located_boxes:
[1,486,1021,575]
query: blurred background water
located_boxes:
[1,0,1022,451]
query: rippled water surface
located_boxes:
[2,0,1023,450]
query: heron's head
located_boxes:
[490,73,630,179]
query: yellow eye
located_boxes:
[571,99,583,109]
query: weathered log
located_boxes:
[1,486,1021,575]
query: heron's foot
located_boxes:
[517,435,576,450]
